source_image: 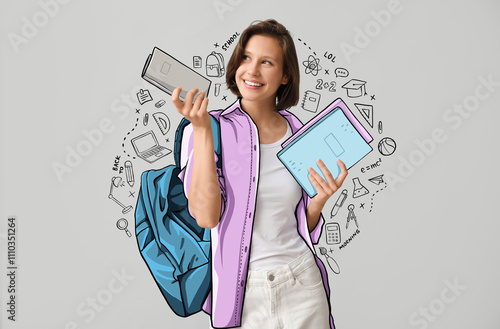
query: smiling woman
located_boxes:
[170,19,348,329]
[225,20,300,111]
[234,35,289,113]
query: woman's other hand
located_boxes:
[307,158,348,215]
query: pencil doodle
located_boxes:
[124,160,134,187]
[330,189,348,217]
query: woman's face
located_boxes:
[235,34,289,107]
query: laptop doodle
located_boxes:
[131,130,172,163]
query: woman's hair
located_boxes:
[225,19,300,110]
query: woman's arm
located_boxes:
[306,159,348,231]
[172,87,221,229]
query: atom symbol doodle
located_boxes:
[302,55,322,76]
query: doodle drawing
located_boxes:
[352,177,370,198]
[301,90,321,113]
[342,79,367,98]
[378,137,397,156]
[108,176,133,214]
[354,103,374,128]
[325,222,342,244]
[346,204,358,229]
[130,130,171,163]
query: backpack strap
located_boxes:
[173,114,222,168]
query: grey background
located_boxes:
[1,0,499,328]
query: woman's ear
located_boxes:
[282,73,289,85]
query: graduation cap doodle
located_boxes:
[342,79,367,98]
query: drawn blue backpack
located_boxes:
[135,115,221,317]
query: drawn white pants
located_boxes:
[210,251,331,329]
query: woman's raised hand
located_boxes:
[171,87,210,129]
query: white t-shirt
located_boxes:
[249,122,310,271]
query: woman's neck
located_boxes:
[240,97,287,144]
[240,97,279,126]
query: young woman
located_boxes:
[172,19,347,329]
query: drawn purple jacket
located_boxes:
[178,99,334,329]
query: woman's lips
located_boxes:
[243,80,263,88]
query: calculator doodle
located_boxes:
[326,222,341,245]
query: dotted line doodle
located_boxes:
[122,117,140,159]
[369,181,387,213]
[297,38,317,56]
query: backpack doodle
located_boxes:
[206,51,225,78]
[135,115,221,317]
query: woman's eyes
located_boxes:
[242,56,272,65]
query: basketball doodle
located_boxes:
[378,137,397,156]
